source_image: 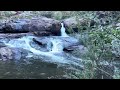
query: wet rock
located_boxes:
[64,45,88,53]
[61,37,80,48]
[0,47,30,61]
[12,48,29,60]
[63,48,73,51]
[33,36,80,49]
[0,17,61,36]
[0,47,13,61]
[32,38,43,45]
[65,45,88,58]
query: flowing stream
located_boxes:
[0,23,84,79]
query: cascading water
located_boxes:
[47,41,52,51]
[2,23,84,69]
[60,23,69,37]
[48,38,64,53]
[3,36,71,64]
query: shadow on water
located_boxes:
[0,59,72,79]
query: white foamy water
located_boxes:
[49,38,64,53]
[3,35,83,67]
[61,23,69,37]
[2,23,83,68]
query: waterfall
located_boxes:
[47,41,52,51]
[3,36,69,64]
[2,23,83,68]
[49,38,64,53]
[61,23,69,37]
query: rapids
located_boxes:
[1,23,84,69]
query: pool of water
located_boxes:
[0,59,73,79]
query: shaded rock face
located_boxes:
[0,17,61,36]
[63,17,90,33]
[65,45,88,52]
[63,17,78,33]
[64,45,88,59]
[12,48,29,61]
[0,47,29,61]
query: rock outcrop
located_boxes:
[0,17,61,36]
[0,47,30,61]
[0,33,33,39]
[62,17,78,33]
[63,17,91,33]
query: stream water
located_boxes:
[0,23,83,79]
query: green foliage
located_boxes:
[1,11,120,79]
[68,60,96,79]
[69,11,120,79]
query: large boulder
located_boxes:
[0,33,33,39]
[63,17,91,33]
[64,45,88,52]
[0,17,61,36]
[0,47,30,61]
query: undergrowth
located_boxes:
[1,11,120,79]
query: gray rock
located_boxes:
[32,36,80,50]
[0,47,30,61]
[65,45,88,53]
[0,17,61,36]
[0,47,13,61]
[63,17,90,33]
[0,33,33,39]
[12,48,29,60]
